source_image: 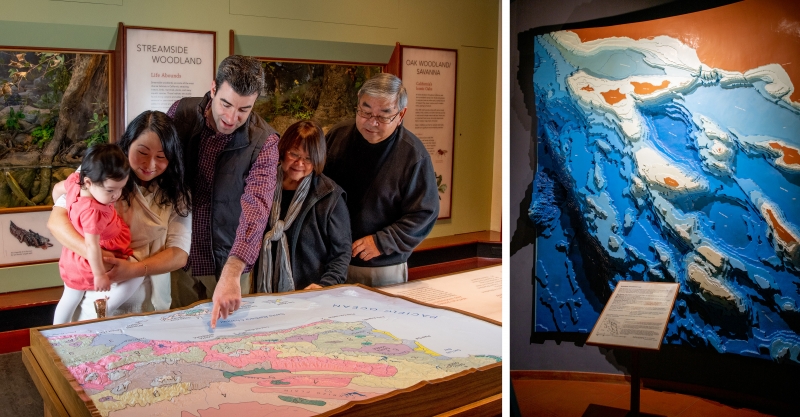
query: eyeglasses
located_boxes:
[355,107,402,124]
[286,151,312,165]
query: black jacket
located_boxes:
[324,120,439,267]
[256,173,351,289]
[173,94,278,278]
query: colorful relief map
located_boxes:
[530,0,800,364]
[40,286,501,416]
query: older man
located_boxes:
[168,55,279,327]
[324,73,439,286]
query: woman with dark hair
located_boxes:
[48,110,192,319]
[254,120,351,293]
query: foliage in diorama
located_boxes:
[3,107,24,132]
[254,61,381,135]
[85,112,109,146]
[31,115,57,148]
[0,50,109,208]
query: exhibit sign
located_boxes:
[29,285,501,416]
[587,282,678,350]
[525,0,800,364]
[400,46,457,219]
[382,265,502,322]
[0,207,61,267]
[124,27,215,125]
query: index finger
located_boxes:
[210,301,220,329]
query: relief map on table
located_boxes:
[40,286,501,416]
[528,1,800,364]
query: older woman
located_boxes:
[48,110,191,319]
[254,120,351,293]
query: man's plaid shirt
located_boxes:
[168,99,279,276]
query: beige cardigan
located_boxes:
[73,183,191,320]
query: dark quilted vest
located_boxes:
[172,94,278,278]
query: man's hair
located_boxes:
[357,73,407,110]
[215,55,265,97]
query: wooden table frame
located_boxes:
[24,284,501,417]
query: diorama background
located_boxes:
[0,51,109,209]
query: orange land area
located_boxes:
[765,208,797,245]
[664,177,679,187]
[631,80,670,94]
[573,0,800,102]
[769,142,800,166]
[600,88,626,104]
[581,85,595,91]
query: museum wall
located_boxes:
[0,0,501,293]
[510,0,798,405]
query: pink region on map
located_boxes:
[117,341,152,353]
[341,343,413,356]
[250,386,385,400]
[229,374,353,387]
[262,348,398,377]
[283,334,319,343]
[68,355,134,390]
[181,401,314,417]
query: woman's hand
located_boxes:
[304,283,323,290]
[103,257,142,282]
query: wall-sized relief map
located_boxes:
[34,286,500,416]
[530,0,800,363]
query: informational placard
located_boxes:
[400,46,457,219]
[124,27,215,125]
[382,265,502,322]
[587,281,679,350]
[0,208,62,267]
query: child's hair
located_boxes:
[78,143,132,200]
[117,110,191,217]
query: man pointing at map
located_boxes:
[168,55,279,328]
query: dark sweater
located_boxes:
[324,120,439,267]
[255,173,351,289]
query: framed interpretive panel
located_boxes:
[587,281,679,350]
[122,26,215,126]
[0,207,62,267]
[25,284,501,416]
[400,46,457,219]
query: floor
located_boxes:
[0,352,43,417]
[512,378,782,417]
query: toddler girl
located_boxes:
[52,144,137,324]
